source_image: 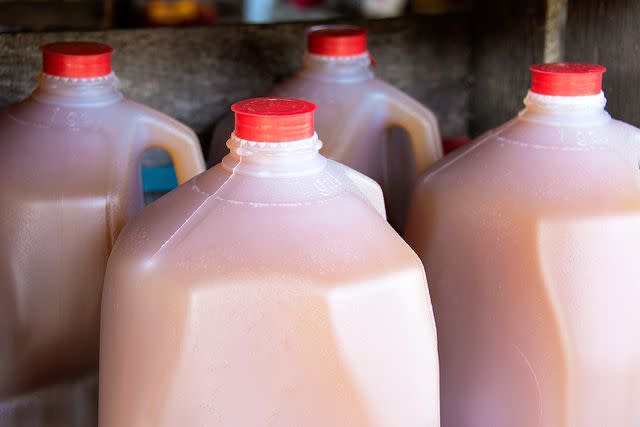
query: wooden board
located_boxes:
[0,375,97,427]
[0,1,107,32]
[469,0,547,136]
[564,0,640,127]
[0,15,471,156]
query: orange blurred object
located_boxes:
[146,0,216,25]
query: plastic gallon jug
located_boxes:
[404,63,640,427]
[209,25,442,230]
[0,42,205,398]
[100,98,440,427]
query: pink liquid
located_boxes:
[0,72,205,397]
[100,127,440,426]
[405,90,640,426]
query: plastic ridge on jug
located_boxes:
[405,62,640,426]
[209,25,442,231]
[100,97,439,427]
[0,41,205,398]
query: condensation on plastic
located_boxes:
[209,51,442,230]
[0,72,205,399]
[405,90,640,427]
[100,132,440,427]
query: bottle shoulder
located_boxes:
[0,96,189,149]
[414,118,640,211]
[271,72,379,97]
[0,95,128,130]
[108,164,421,288]
[119,98,180,124]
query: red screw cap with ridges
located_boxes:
[232,98,317,142]
[530,63,606,96]
[307,25,367,57]
[40,42,113,78]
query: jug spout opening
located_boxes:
[221,97,326,177]
[32,42,122,105]
[519,90,611,126]
[521,63,610,123]
[33,72,123,106]
[301,25,374,81]
[222,132,325,177]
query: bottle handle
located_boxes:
[383,97,442,176]
[136,113,206,184]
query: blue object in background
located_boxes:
[141,148,178,204]
[142,165,178,192]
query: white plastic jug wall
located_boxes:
[404,63,640,427]
[0,42,205,398]
[209,26,442,230]
[100,98,440,427]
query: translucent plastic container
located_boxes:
[210,25,442,230]
[0,42,205,398]
[100,98,439,427]
[405,63,640,427]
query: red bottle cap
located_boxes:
[40,42,113,78]
[529,63,606,96]
[307,25,367,56]
[232,98,317,142]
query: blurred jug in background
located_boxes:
[210,25,442,230]
[0,42,205,398]
[405,63,640,427]
[100,98,439,427]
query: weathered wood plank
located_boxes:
[564,0,640,127]
[469,0,547,136]
[0,15,471,155]
[0,375,97,427]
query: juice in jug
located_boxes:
[405,63,640,426]
[0,42,205,397]
[100,97,440,427]
[209,25,442,230]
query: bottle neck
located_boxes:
[31,72,123,107]
[300,52,374,82]
[221,132,327,177]
[518,91,611,125]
